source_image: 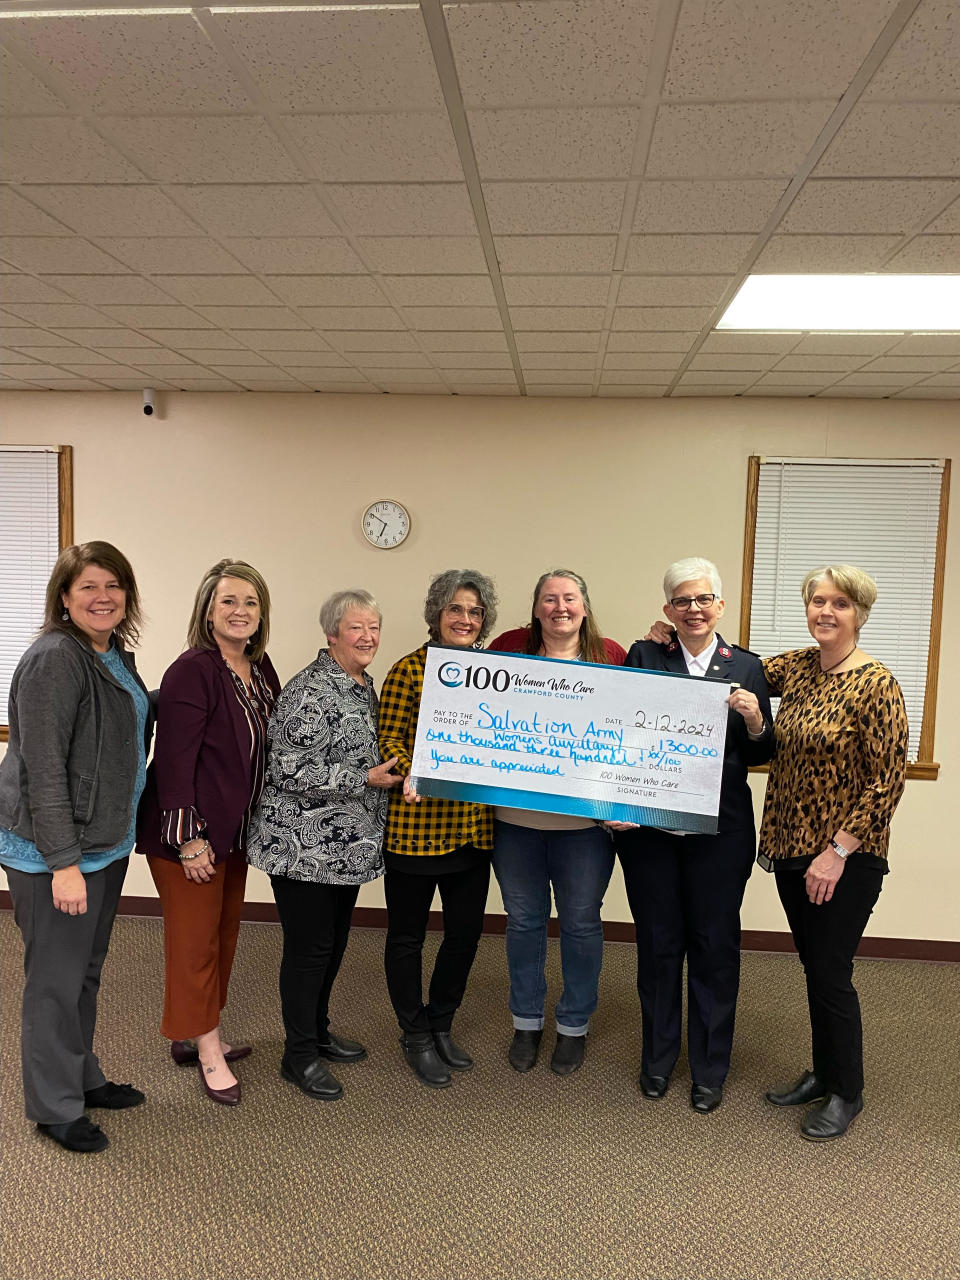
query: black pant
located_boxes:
[618,828,754,1087]
[383,855,490,1035]
[776,861,884,1101]
[270,876,360,1069]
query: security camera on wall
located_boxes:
[142,389,155,416]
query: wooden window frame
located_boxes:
[0,445,73,744]
[739,454,948,782]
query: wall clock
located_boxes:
[362,499,411,549]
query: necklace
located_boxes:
[820,645,857,674]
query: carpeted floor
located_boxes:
[1,910,958,1280]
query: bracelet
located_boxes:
[178,840,210,863]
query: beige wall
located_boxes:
[1,390,957,940]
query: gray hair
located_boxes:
[424,568,498,644]
[663,557,722,600]
[320,589,381,639]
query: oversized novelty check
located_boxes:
[411,647,731,834]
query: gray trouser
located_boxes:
[6,857,127,1124]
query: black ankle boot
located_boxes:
[400,1033,452,1089]
[432,1030,473,1071]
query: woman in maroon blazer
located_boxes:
[137,559,280,1105]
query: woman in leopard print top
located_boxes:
[759,565,908,1143]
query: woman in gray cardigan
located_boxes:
[247,590,400,1101]
[0,542,154,1154]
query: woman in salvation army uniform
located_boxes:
[610,557,773,1114]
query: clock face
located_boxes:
[362,499,411,549]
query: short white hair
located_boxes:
[663,557,722,600]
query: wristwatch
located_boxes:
[830,838,853,860]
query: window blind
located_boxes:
[1,448,61,726]
[749,457,945,764]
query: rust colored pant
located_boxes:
[148,852,248,1041]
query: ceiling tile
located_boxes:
[606,331,698,351]
[110,348,201,368]
[1,276,71,303]
[0,237,129,273]
[405,306,504,331]
[328,184,477,236]
[503,276,610,306]
[914,373,960,385]
[310,384,379,394]
[613,306,713,330]
[699,332,800,354]
[168,185,339,238]
[603,351,686,369]
[888,335,960,356]
[647,103,834,179]
[46,276,176,305]
[55,362,149,378]
[753,234,901,271]
[420,332,510,352]
[359,237,488,275]
[0,327,55,346]
[672,386,738,396]
[196,306,308,330]
[618,275,732,306]
[445,0,656,106]
[519,352,596,369]
[101,304,213,328]
[520,364,595,380]
[144,330,248,350]
[0,119,142,182]
[3,303,112,327]
[178,350,270,367]
[526,384,593,395]
[677,371,752,386]
[0,188,70,236]
[927,197,960,233]
[0,363,70,380]
[100,117,301,183]
[98,238,246,274]
[815,104,960,176]
[55,328,161,347]
[267,352,353,368]
[3,14,251,112]
[861,356,954,373]
[743,386,823,396]
[26,185,201,237]
[819,385,903,397]
[494,236,617,273]
[206,364,298,381]
[663,0,900,98]
[442,368,518,384]
[633,179,788,232]
[265,276,387,307]
[773,354,869,372]
[600,370,677,384]
[833,371,926,386]
[375,383,449,395]
[446,384,518,395]
[432,352,514,368]
[7,345,88,361]
[0,45,68,112]
[790,334,898,354]
[326,331,420,352]
[225,330,333,352]
[510,306,605,330]
[515,332,601,352]
[884,235,960,270]
[163,379,239,391]
[864,0,960,98]
[234,379,310,391]
[780,179,960,234]
[485,183,625,234]
[753,371,839,388]
[624,234,753,273]
[359,368,443,384]
[298,307,404,330]
[598,385,668,397]
[892,387,960,399]
[217,8,444,111]
[383,276,497,307]
[223,239,365,274]
[285,113,462,183]
[331,352,427,369]
[155,276,282,307]
[688,352,777,371]
[470,107,641,180]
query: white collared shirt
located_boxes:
[678,633,719,677]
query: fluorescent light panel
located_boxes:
[719,275,960,332]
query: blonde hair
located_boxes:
[186,559,271,661]
[801,565,877,629]
[44,541,143,649]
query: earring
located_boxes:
[61,608,70,622]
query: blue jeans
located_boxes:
[492,820,614,1036]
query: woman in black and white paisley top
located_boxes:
[247,590,400,1102]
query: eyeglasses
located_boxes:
[669,593,718,611]
[444,604,485,622]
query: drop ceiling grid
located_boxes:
[0,0,957,397]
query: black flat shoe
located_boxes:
[84,1081,145,1110]
[400,1034,452,1089]
[639,1071,669,1099]
[508,1029,543,1072]
[801,1093,863,1141]
[432,1031,473,1071]
[765,1070,825,1107]
[280,1056,343,1101]
[550,1033,586,1077]
[691,1084,723,1114]
[317,1032,367,1063]
[37,1117,109,1153]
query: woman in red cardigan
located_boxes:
[137,559,280,1105]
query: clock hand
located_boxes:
[375,516,387,535]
